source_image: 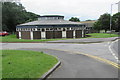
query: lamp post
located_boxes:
[118,1,120,12]
[110,3,118,35]
[110,4,113,33]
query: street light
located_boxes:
[110,3,118,34]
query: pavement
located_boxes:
[110,39,120,62]
[46,37,118,43]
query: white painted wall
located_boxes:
[41,31,46,39]
[62,31,66,38]
[18,31,21,39]
[82,30,84,37]
[73,30,76,38]
[35,28,37,31]
[30,31,33,40]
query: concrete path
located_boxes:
[110,39,120,62]
[47,37,118,43]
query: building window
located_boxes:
[63,28,66,31]
[35,28,37,31]
[24,28,26,31]
[42,28,45,32]
[16,28,19,31]
[58,28,61,30]
[32,28,35,31]
[67,28,69,30]
[29,28,31,31]
[25,28,28,31]
[76,28,79,30]
[46,28,49,31]
[71,28,73,30]
[54,28,57,30]
[37,28,41,31]
[50,28,53,31]
[21,28,23,31]
[19,28,21,31]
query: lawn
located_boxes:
[0,33,119,42]
[2,50,58,78]
[0,34,67,42]
[86,33,118,38]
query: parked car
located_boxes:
[0,31,9,36]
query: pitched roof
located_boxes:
[80,20,97,24]
[41,15,64,17]
[18,20,84,26]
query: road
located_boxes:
[111,39,120,60]
[1,39,119,78]
[19,48,118,78]
[1,41,118,63]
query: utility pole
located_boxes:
[110,4,113,34]
[118,1,120,12]
[110,3,118,36]
[118,1,120,35]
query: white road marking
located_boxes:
[108,40,119,62]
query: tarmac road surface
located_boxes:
[111,39,120,60]
[19,48,118,78]
[1,38,119,78]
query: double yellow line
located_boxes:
[49,48,120,69]
[77,52,120,69]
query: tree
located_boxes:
[2,2,40,32]
[93,13,110,32]
[85,19,92,21]
[69,17,80,22]
[99,13,110,32]
[112,12,120,32]
[93,21,102,31]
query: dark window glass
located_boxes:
[42,29,45,31]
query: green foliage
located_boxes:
[87,33,118,38]
[94,13,120,32]
[85,19,92,21]
[69,17,80,22]
[112,12,120,32]
[98,13,110,32]
[2,2,40,32]
[93,21,102,31]
[2,50,58,78]
[0,34,67,42]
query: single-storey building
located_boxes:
[80,20,98,33]
[16,15,86,40]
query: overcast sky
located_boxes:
[21,0,119,21]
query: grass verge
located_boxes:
[86,33,118,38]
[0,34,67,42]
[2,50,58,78]
[0,33,119,42]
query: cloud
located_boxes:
[21,0,119,21]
